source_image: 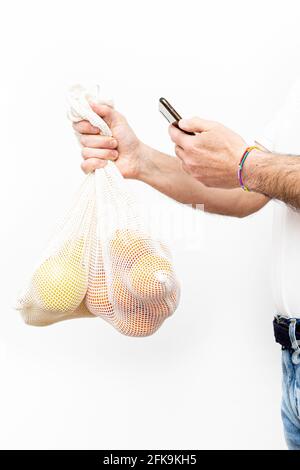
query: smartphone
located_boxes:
[159,97,195,135]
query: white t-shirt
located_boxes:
[256,81,300,317]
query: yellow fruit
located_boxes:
[129,254,174,300]
[109,229,149,268]
[85,268,114,316]
[33,238,88,312]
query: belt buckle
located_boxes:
[275,314,289,324]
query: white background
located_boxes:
[0,0,299,450]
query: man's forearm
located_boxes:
[244,150,300,209]
[137,144,207,204]
[137,144,268,217]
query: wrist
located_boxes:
[120,141,150,180]
[135,143,157,182]
[242,148,265,191]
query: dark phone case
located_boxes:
[159,97,195,136]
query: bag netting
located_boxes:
[16,85,180,337]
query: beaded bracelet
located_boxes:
[238,146,259,191]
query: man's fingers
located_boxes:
[178,116,216,133]
[81,147,119,161]
[175,145,192,174]
[73,121,100,134]
[168,124,193,148]
[173,148,190,174]
[174,144,185,160]
[80,134,118,149]
[81,158,107,174]
[90,103,114,127]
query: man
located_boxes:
[73,82,300,449]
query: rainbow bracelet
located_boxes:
[238,146,259,191]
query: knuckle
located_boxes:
[91,126,100,134]
[106,137,115,148]
[79,121,89,132]
[110,150,118,160]
[109,138,117,148]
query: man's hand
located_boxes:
[72,106,268,216]
[73,103,143,179]
[168,116,300,209]
[168,117,247,188]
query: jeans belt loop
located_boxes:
[289,318,300,365]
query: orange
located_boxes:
[128,254,174,300]
[112,275,136,311]
[85,268,114,316]
[111,274,178,337]
[114,296,177,337]
[109,229,149,268]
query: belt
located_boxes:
[273,315,300,354]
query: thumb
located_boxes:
[178,116,215,133]
[90,102,114,127]
[90,102,128,129]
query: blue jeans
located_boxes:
[281,319,300,449]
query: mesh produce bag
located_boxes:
[16,174,96,326]
[16,85,180,336]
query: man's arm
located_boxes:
[73,104,268,218]
[137,144,269,217]
[169,117,300,210]
[243,150,300,208]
